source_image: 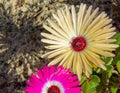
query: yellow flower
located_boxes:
[41,3,119,79]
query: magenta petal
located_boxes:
[25,65,82,93]
[36,70,46,83]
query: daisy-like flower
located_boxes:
[41,3,119,79]
[25,65,81,93]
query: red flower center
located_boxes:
[71,36,86,52]
[48,85,60,93]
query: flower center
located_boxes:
[48,85,60,93]
[71,36,86,52]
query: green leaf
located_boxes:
[82,82,96,93]
[106,65,114,78]
[88,88,96,93]
[113,55,120,65]
[80,75,87,85]
[113,47,120,65]
[90,75,100,84]
[111,86,118,93]
[106,65,113,72]
[102,72,108,84]
[82,75,100,93]
[116,61,120,73]
[112,33,120,44]
[103,57,113,65]
[95,68,102,73]
[82,82,89,93]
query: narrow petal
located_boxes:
[85,18,112,35]
[65,51,74,69]
[76,53,83,80]
[92,43,119,51]
[88,47,115,57]
[41,32,67,43]
[41,39,64,45]
[82,7,99,35]
[93,32,116,40]
[47,19,69,40]
[48,47,70,58]
[84,12,107,34]
[64,5,76,37]
[83,50,106,70]
[45,44,68,50]
[71,5,77,34]
[41,48,64,58]
[77,3,86,35]
[81,5,92,33]
[72,52,77,74]
[55,10,70,36]
[80,53,92,77]
[59,50,72,66]
[43,24,65,40]
[92,39,116,43]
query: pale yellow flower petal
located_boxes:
[83,50,106,70]
[72,53,77,73]
[47,19,69,40]
[45,45,67,49]
[81,5,92,33]
[80,53,92,77]
[76,53,83,80]
[85,18,112,35]
[48,47,70,58]
[71,5,77,34]
[81,7,99,35]
[41,39,64,45]
[93,32,116,40]
[88,27,116,38]
[43,24,65,39]
[64,5,75,36]
[84,12,106,34]
[77,3,86,35]
[41,48,64,58]
[61,8,76,37]
[65,51,74,68]
[41,4,118,80]
[53,10,70,36]
[89,47,115,57]
[93,39,116,43]
[48,53,66,66]
[41,32,67,42]
[48,50,71,66]
[59,50,73,66]
[92,43,119,51]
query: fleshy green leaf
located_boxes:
[106,65,113,72]
[106,65,114,78]
[82,75,100,93]
[80,75,87,84]
[113,55,120,65]
[82,82,90,93]
[95,68,102,73]
[103,57,113,65]
[112,33,120,44]
[116,61,120,73]
[90,75,100,84]
[111,85,118,93]
[113,47,120,65]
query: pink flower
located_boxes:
[25,65,82,93]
